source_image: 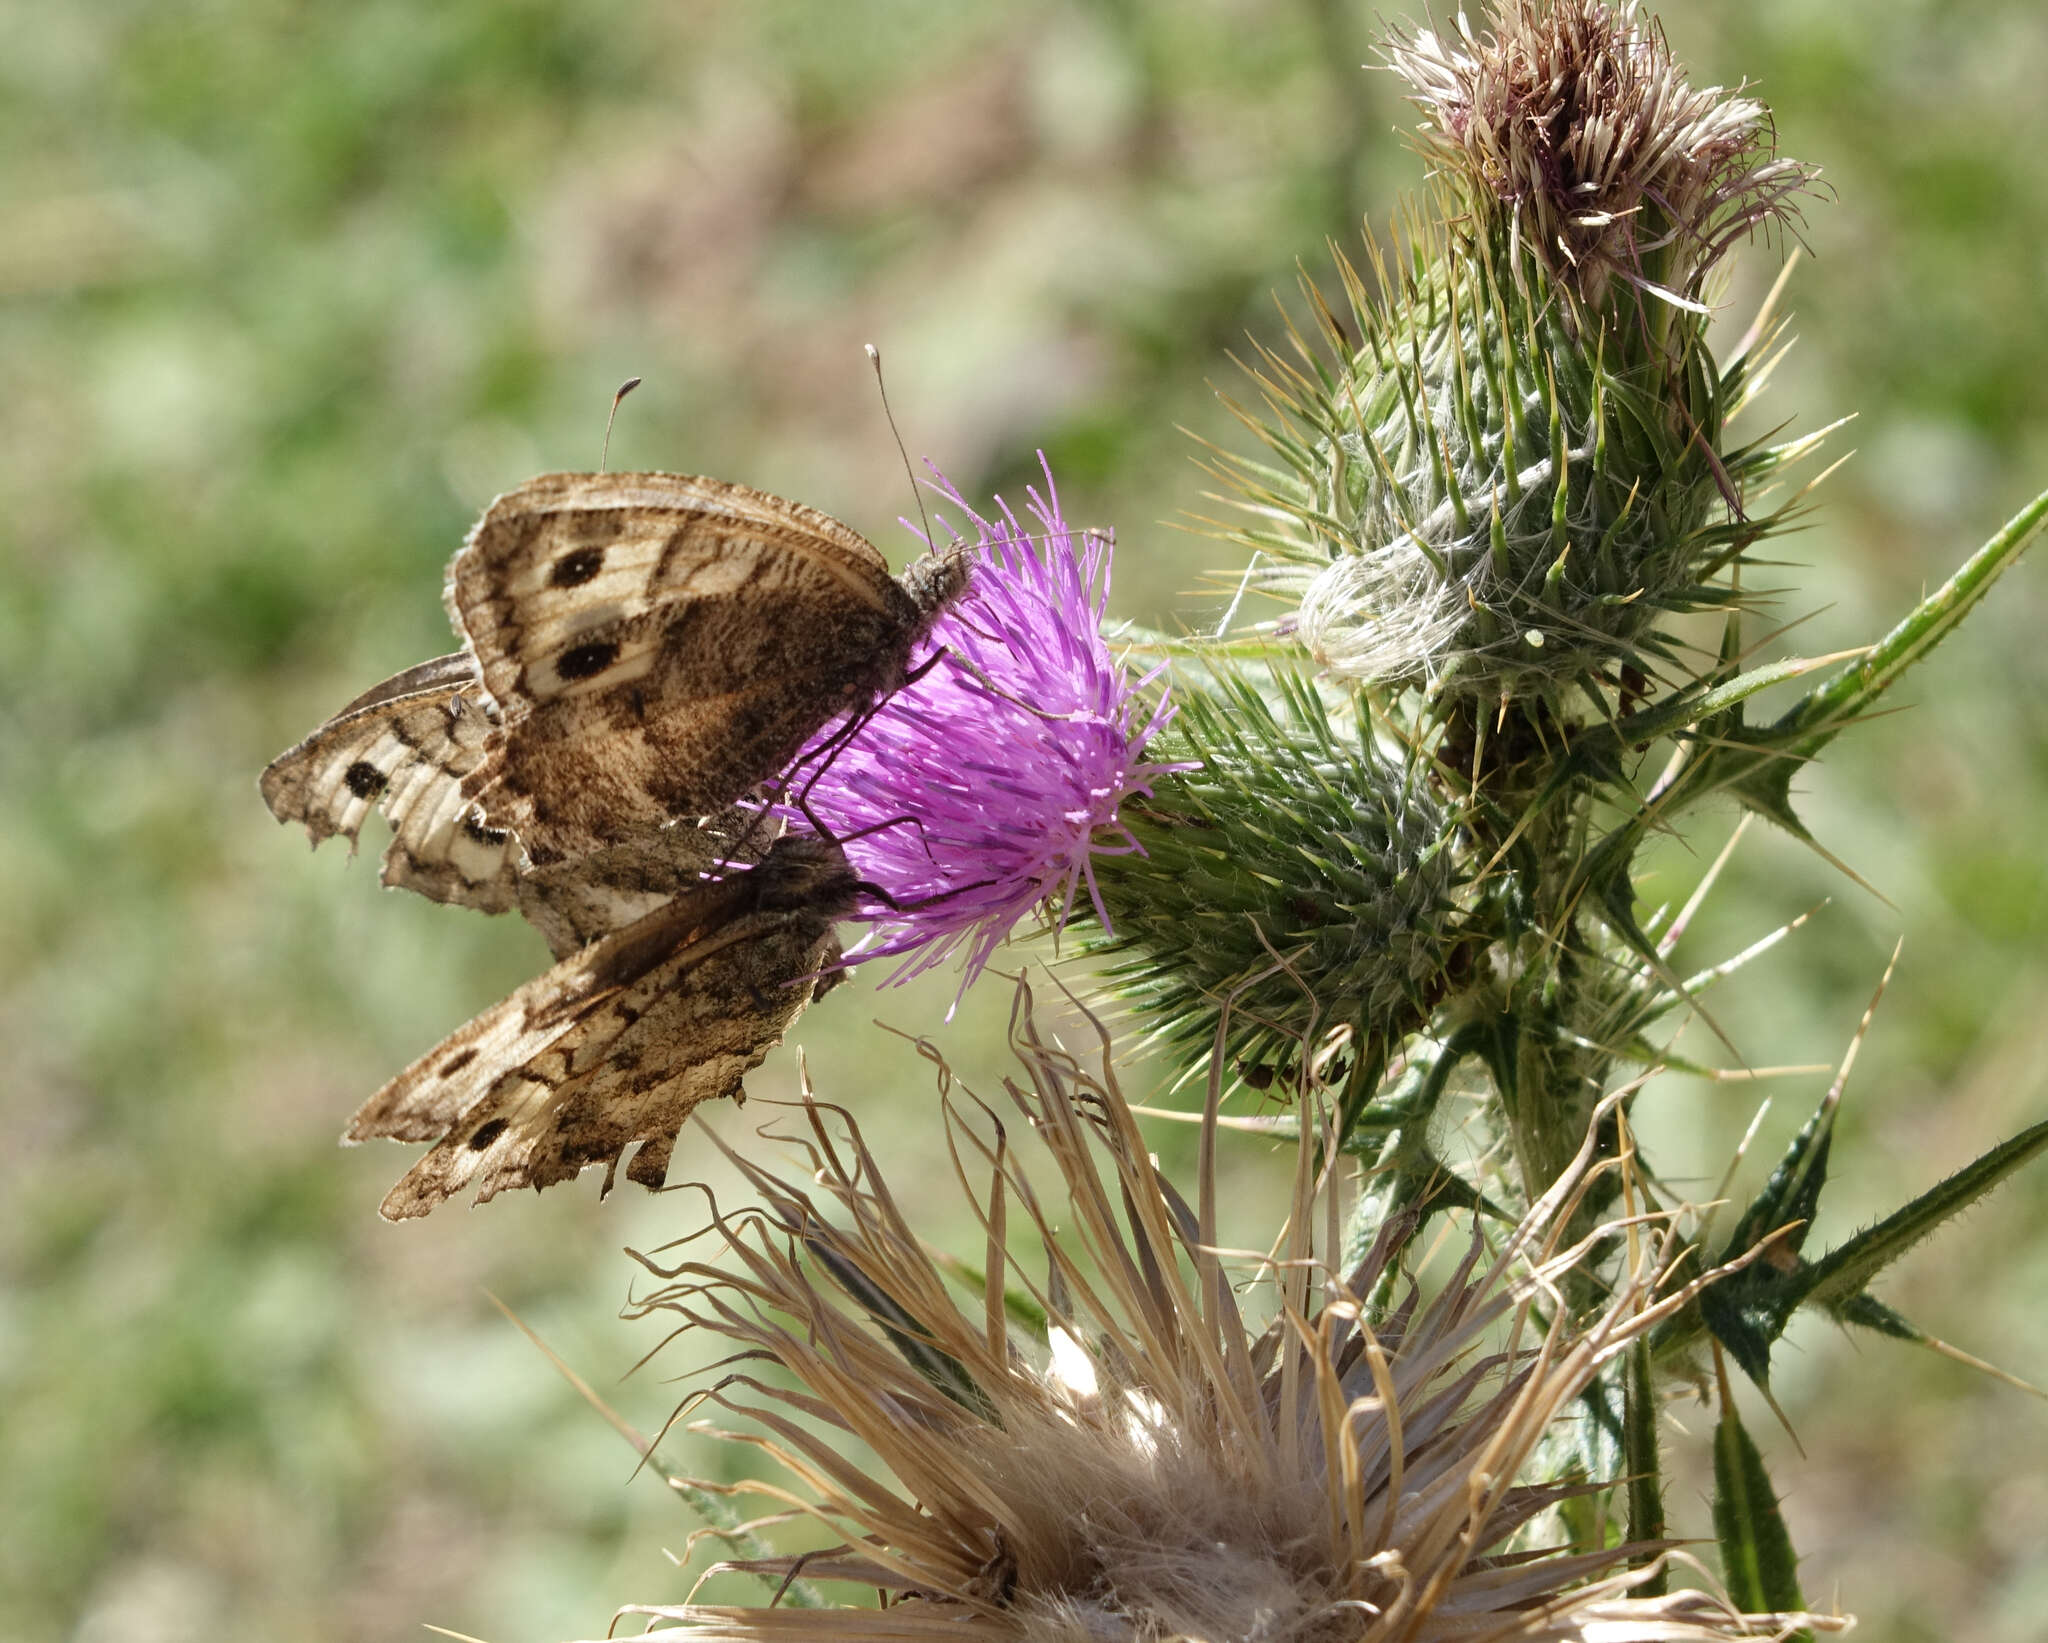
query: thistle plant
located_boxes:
[1084,670,1465,1093]
[754,0,2048,1626]
[1238,2,1814,708]
[282,1,2048,1635]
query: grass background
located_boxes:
[5,2,2046,1639]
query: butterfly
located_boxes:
[262,468,972,896]
[258,469,970,1217]
[347,833,864,1219]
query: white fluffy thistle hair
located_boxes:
[579,971,1844,1643]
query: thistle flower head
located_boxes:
[1386,0,1815,312]
[603,975,1844,1643]
[799,459,1182,991]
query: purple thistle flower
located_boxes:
[795,456,1182,993]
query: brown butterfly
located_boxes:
[262,469,971,895]
[260,471,956,1217]
[348,833,863,1219]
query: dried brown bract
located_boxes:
[603,976,1846,1643]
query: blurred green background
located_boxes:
[5,2,2047,1639]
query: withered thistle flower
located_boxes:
[1387,0,1811,314]
[1217,0,1819,708]
[595,976,1843,1643]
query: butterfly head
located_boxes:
[897,536,976,631]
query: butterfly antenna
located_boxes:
[600,376,643,474]
[866,343,937,555]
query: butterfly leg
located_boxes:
[776,702,886,839]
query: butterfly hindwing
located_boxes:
[512,809,771,959]
[348,835,862,1219]
[259,652,521,914]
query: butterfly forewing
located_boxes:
[259,651,520,914]
[349,835,862,1219]
[447,471,955,856]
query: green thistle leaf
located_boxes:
[1713,1397,1809,1623]
[1570,485,2048,887]
[1677,1092,2048,1392]
[1695,1085,1839,1387]
[1802,1115,2048,1313]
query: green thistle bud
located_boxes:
[1085,669,1465,1087]
[1220,0,1814,708]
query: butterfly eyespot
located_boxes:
[344,760,389,799]
[551,546,605,588]
[555,638,621,681]
[466,1118,510,1151]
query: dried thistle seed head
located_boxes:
[605,976,1846,1643]
[1386,0,1814,314]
